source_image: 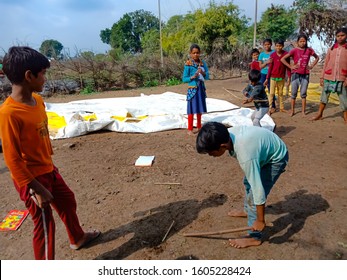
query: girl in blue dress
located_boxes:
[182,44,209,135]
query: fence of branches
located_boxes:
[0,41,250,99]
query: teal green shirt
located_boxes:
[182,59,209,87]
[228,126,287,205]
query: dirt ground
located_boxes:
[0,71,346,260]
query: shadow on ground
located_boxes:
[265,190,330,244]
[94,193,227,259]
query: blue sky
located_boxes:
[0,0,292,56]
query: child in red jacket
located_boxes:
[264,39,291,114]
[249,48,261,71]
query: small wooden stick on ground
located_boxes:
[183,226,252,237]
[154,183,182,185]
[162,220,175,242]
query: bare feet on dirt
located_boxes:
[227,209,247,218]
[310,115,322,121]
[229,237,262,249]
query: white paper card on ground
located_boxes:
[135,156,155,167]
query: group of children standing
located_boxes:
[182,27,347,132]
[244,28,347,125]
[245,35,319,123]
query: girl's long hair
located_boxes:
[297,34,308,54]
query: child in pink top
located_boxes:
[311,27,347,124]
[281,34,319,116]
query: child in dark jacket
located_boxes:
[242,69,270,127]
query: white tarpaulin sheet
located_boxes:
[45,92,275,139]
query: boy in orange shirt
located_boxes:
[0,46,100,260]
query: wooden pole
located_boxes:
[183,226,252,237]
[158,0,164,68]
[253,0,258,48]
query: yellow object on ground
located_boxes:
[111,112,148,122]
[47,111,67,133]
[287,83,340,105]
[83,113,97,121]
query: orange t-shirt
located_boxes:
[0,93,54,187]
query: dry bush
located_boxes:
[0,41,254,98]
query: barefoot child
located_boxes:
[264,39,291,114]
[259,38,276,111]
[0,46,100,260]
[196,122,288,248]
[311,27,347,124]
[182,44,209,135]
[280,34,319,116]
[242,69,269,127]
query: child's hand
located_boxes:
[291,63,299,70]
[242,99,248,104]
[264,79,268,86]
[252,220,266,232]
[191,73,198,79]
[29,179,54,208]
[34,190,54,208]
[319,78,324,86]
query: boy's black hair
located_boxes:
[3,46,50,84]
[248,69,261,83]
[275,39,285,46]
[190,43,201,53]
[263,38,272,45]
[250,48,260,56]
[336,27,347,36]
[196,122,230,153]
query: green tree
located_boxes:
[162,14,196,56]
[257,4,297,42]
[162,2,247,56]
[194,2,247,53]
[39,39,63,59]
[100,28,111,45]
[142,29,160,54]
[106,10,160,53]
[293,0,347,44]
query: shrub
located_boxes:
[80,80,96,94]
[143,79,159,87]
[166,77,182,86]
